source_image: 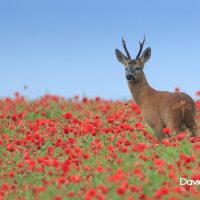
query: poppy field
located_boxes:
[0,92,200,200]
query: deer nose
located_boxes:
[126,74,135,81]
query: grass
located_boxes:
[0,94,200,200]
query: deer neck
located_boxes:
[128,72,154,107]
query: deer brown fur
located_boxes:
[115,37,198,140]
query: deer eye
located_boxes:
[135,67,140,71]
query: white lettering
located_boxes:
[193,180,200,185]
[179,186,186,192]
[188,180,193,185]
[180,178,187,185]
[180,178,200,186]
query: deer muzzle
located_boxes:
[126,74,135,81]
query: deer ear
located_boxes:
[115,49,128,65]
[140,47,151,63]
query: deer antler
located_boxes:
[122,37,131,59]
[136,35,145,59]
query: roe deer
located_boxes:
[115,37,198,140]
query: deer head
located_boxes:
[115,36,151,82]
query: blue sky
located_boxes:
[0,0,200,99]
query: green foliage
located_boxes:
[0,95,199,199]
